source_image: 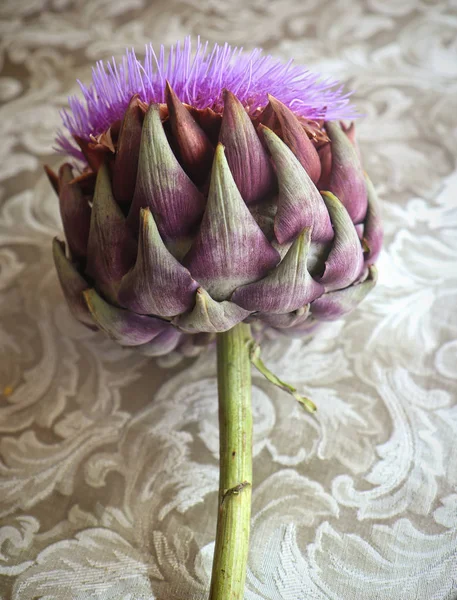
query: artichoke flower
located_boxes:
[48,39,383,600]
[49,40,382,358]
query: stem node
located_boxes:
[221,481,251,506]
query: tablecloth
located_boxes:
[1,1,457,598]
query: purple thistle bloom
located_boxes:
[49,37,381,357]
[57,36,357,160]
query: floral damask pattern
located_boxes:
[1,1,456,598]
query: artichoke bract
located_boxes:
[49,40,382,356]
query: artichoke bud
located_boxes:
[127,102,206,244]
[231,228,323,313]
[219,90,275,205]
[112,94,143,208]
[312,265,378,320]
[325,121,368,224]
[83,288,171,346]
[52,238,94,328]
[319,191,364,292]
[261,125,333,245]
[50,42,382,354]
[117,208,198,317]
[174,288,251,333]
[165,82,214,184]
[183,143,280,301]
[85,163,137,304]
[265,95,322,184]
[57,163,91,262]
[362,173,383,265]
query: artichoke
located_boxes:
[48,40,384,600]
[49,42,382,357]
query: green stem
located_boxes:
[209,323,253,600]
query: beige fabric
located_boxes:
[1,1,457,598]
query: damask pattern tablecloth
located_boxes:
[1,1,457,598]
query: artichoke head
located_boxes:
[50,88,382,356]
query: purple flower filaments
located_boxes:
[57,37,357,161]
